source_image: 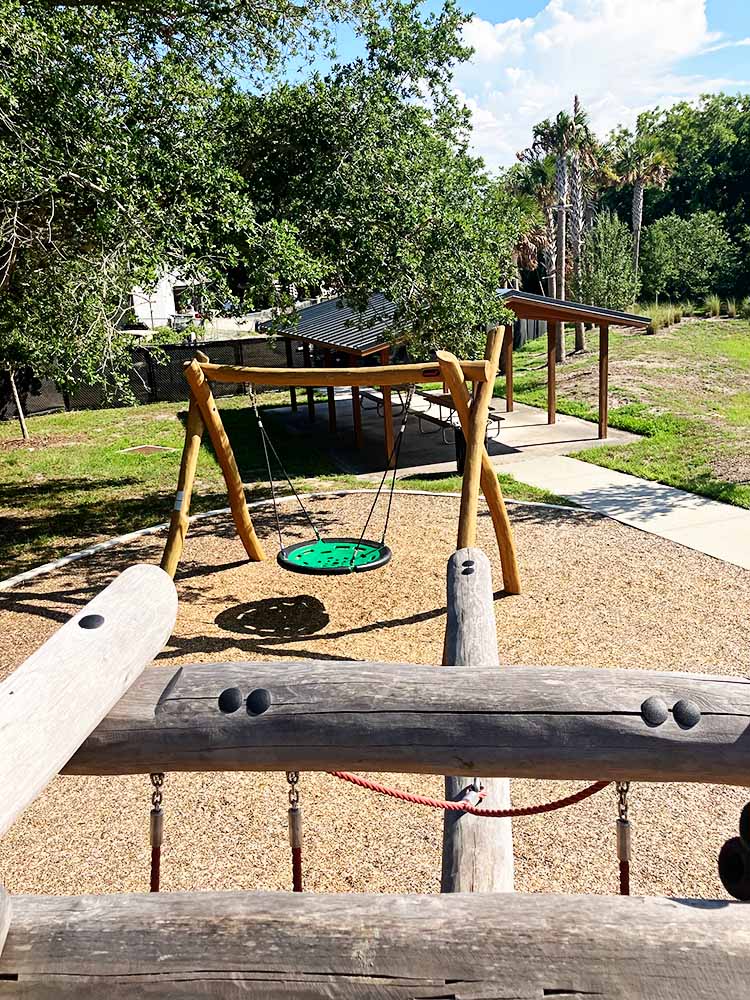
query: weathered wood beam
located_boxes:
[1,890,748,998]
[0,565,177,838]
[197,359,492,388]
[441,547,514,893]
[0,886,9,963]
[65,660,750,784]
[599,322,609,439]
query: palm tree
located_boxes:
[513,153,557,297]
[526,106,591,361]
[568,96,599,351]
[616,132,674,277]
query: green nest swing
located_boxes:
[251,387,413,577]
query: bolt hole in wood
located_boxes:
[217,687,243,714]
[246,688,272,716]
[78,614,104,630]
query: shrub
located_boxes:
[645,302,676,334]
[739,297,750,320]
[640,211,739,301]
[574,210,639,310]
[726,298,737,318]
[704,294,721,317]
[681,299,695,317]
[673,304,683,323]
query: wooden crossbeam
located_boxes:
[1,890,747,997]
[64,660,750,784]
[197,359,492,388]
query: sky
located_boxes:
[308,0,750,171]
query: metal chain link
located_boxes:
[286,770,300,808]
[150,772,164,809]
[616,781,630,822]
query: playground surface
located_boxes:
[1,491,749,901]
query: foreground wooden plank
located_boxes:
[1,890,748,998]
[65,660,750,784]
[199,359,492,388]
[441,547,513,893]
[0,565,177,837]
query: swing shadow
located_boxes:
[157,587,510,663]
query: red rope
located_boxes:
[291,846,303,892]
[150,845,161,893]
[327,771,610,817]
[619,859,630,896]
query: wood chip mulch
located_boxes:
[1,492,749,901]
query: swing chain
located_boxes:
[150,772,164,809]
[616,781,630,823]
[286,770,300,808]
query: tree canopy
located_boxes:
[1,0,525,391]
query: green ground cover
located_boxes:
[0,395,566,576]
[494,317,750,509]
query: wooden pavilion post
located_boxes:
[323,350,337,432]
[351,386,363,449]
[437,344,521,595]
[598,323,609,439]
[502,324,514,413]
[182,359,266,562]
[301,342,315,421]
[284,337,297,412]
[547,321,558,424]
[379,346,394,464]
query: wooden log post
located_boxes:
[3,890,750,998]
[301,341,315,420]
[547,320,557,424]
[437,349,521,594]
[441,547,514,893]
[183,360,265,562]
[502,323,514,412]
[160,396,204,578]
[0,565,177,838]
[599,323,609,439]
[0,885,9,962]
[283,337,297,411]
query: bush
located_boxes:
[645,302,676,334]
[640,211,739,301]
[704,294,721,317]
[574,210,639,310]
[681,299,695,317]
[740,297,750,320]
[726,298,737,318]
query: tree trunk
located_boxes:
[8,370,29,440]
[569,146,585,352]
[544,207,556,297]
[632,179,645,277]
[555,154,567,361]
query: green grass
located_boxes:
[0,394,568,576]
[494,318,750,509]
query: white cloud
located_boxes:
[455,0,745,170]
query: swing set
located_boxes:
[160,329,522,593]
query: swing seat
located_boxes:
[277,537,392,575]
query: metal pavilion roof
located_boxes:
[498,289,650,328]
[261,293,402,356]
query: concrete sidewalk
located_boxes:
[510,455,750,570]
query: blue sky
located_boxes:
[299,0,750,170]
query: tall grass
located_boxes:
[726,298,737,318]
[704,294,722,317]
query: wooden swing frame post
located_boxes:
[437,336,521,595]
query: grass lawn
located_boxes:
[0,394,568,576]
[495,317,750,509]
